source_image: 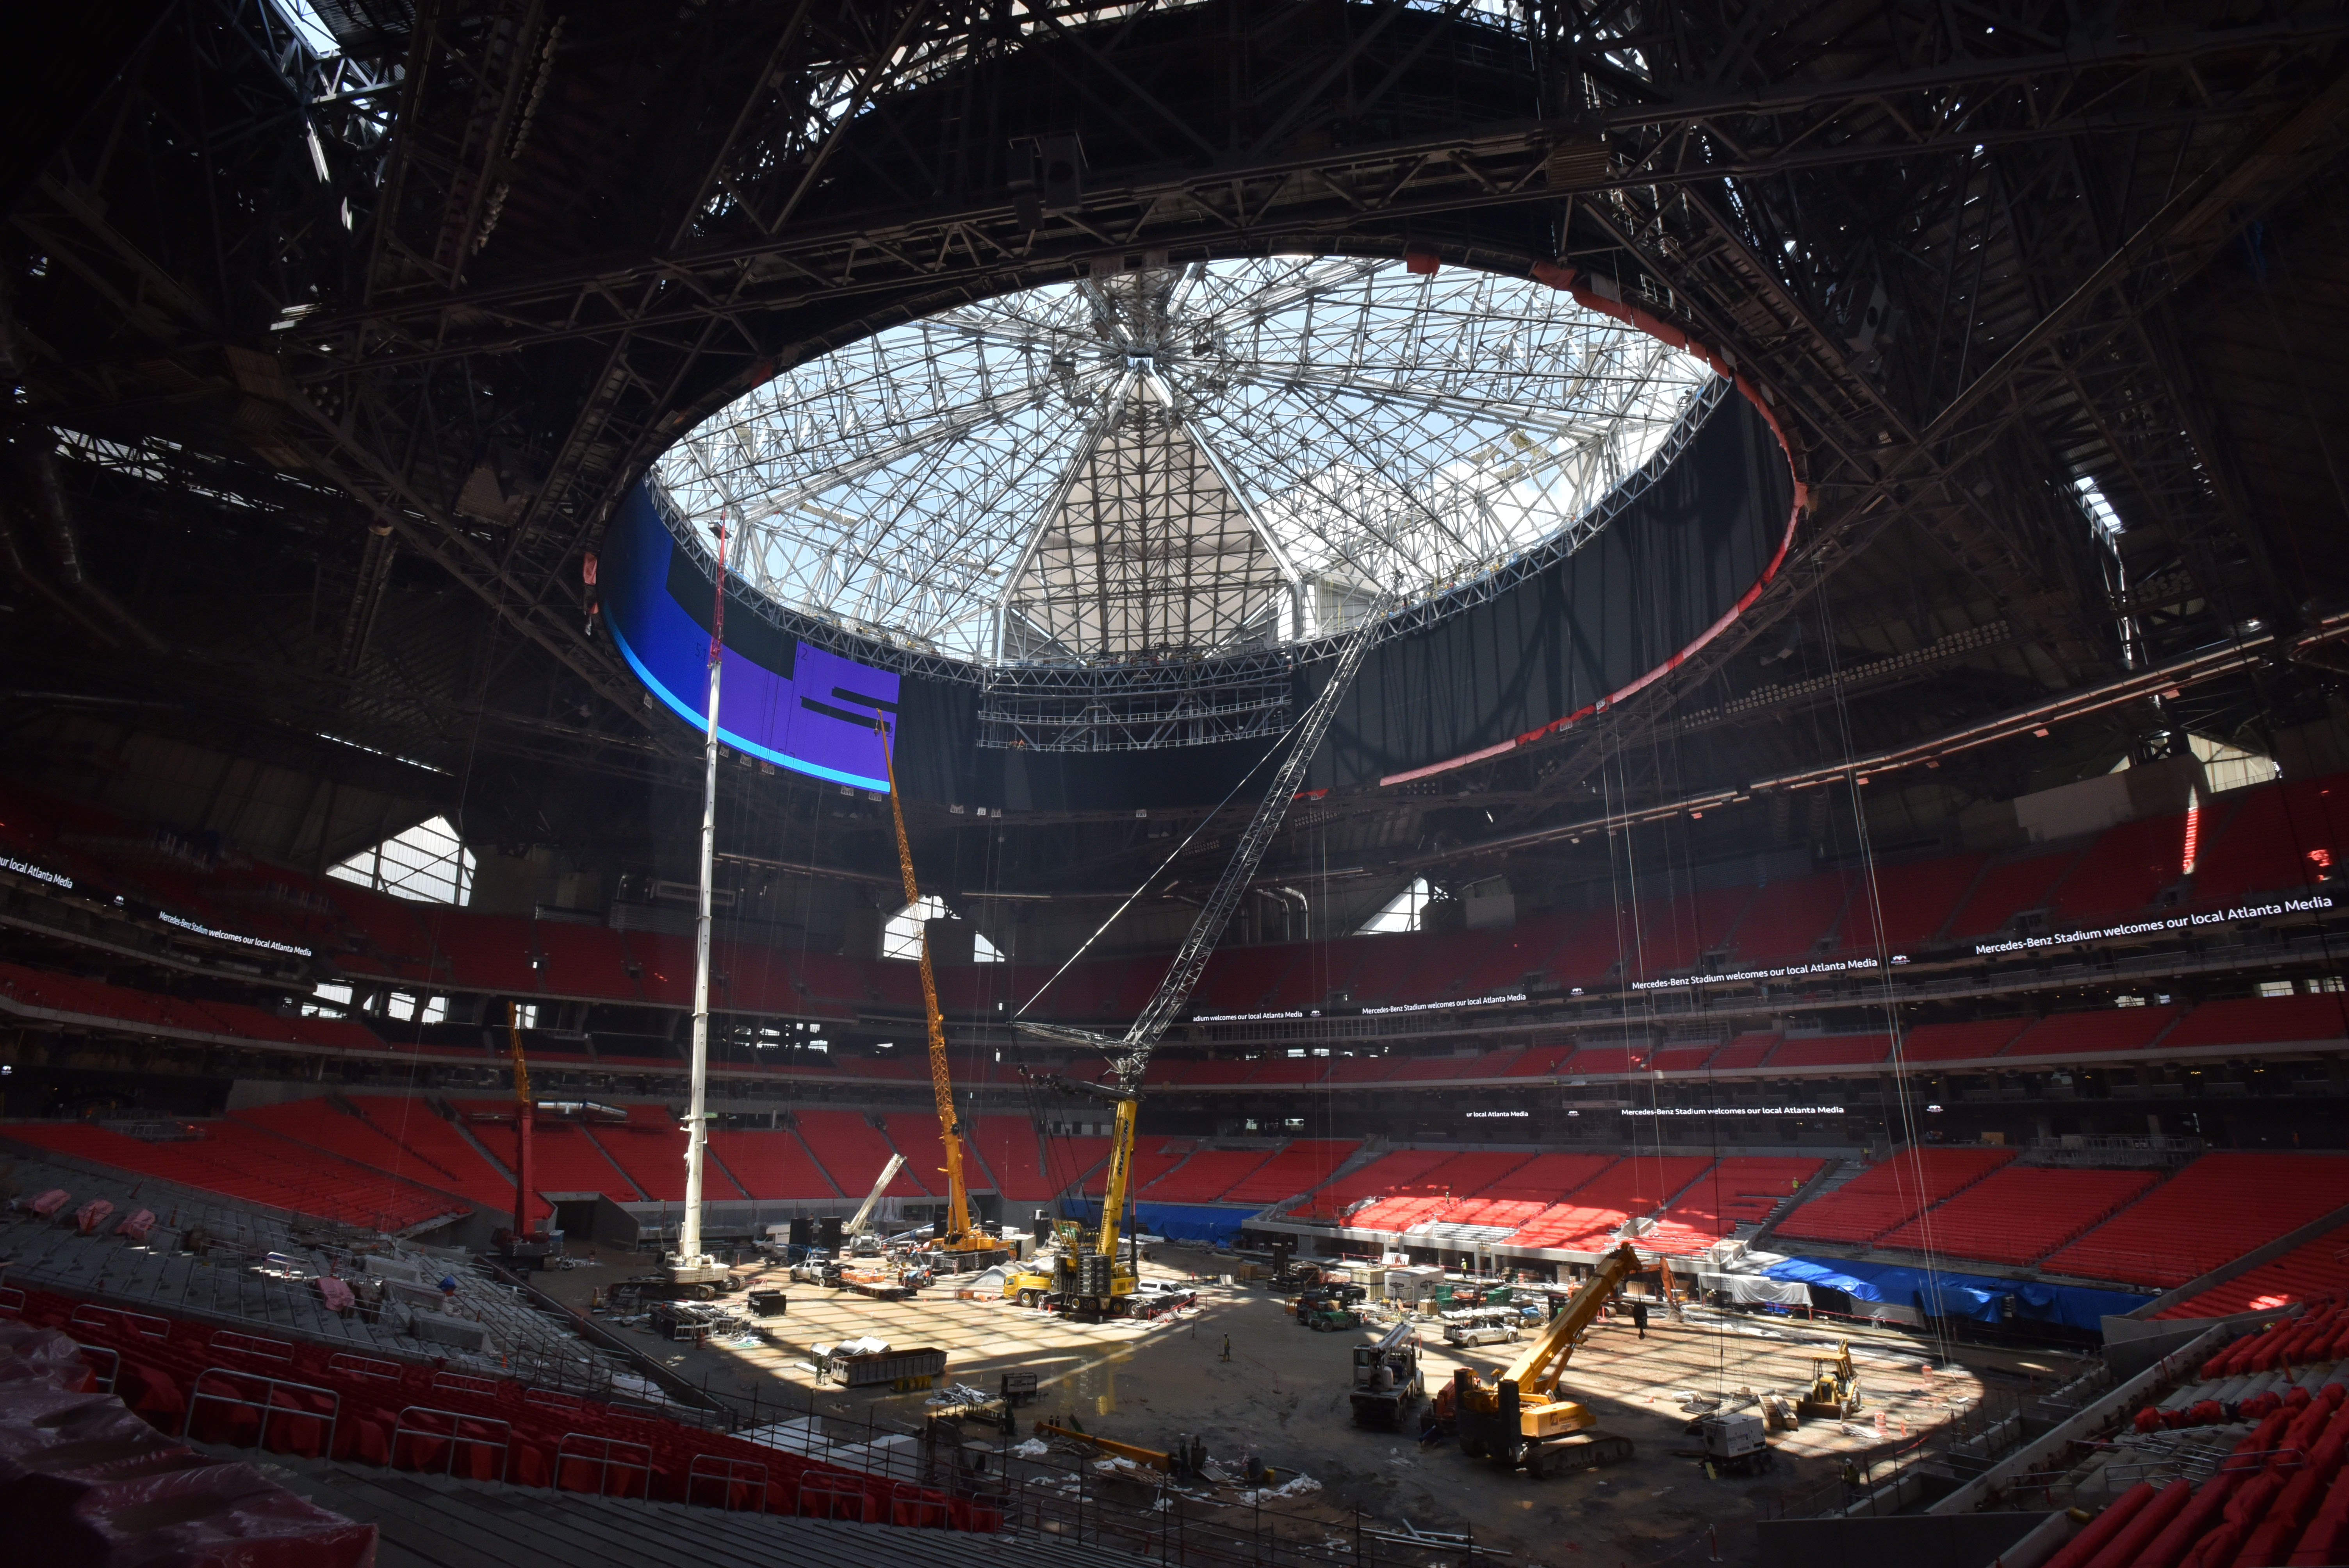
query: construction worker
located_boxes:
[1220,1333,1232,1362]
[1631,1299,1649,1340]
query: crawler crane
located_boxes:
[1011,588,1397,1316]
[1451,1242,1645,1477]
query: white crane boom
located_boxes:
[844,1153,904,1237]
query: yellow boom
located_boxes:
[879,731,985,1251]
[1474,1242,1643,1436]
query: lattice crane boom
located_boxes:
[881,731,983,1249]
[1106,593,1394,1087]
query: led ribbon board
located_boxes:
[604,483,901,791]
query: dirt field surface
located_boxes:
[533,1244,2087,1568]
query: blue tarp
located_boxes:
[1763,1255,2150,1332]
[1061,1200,1255,1247]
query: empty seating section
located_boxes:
[706,1129,837,1199]
[1455,1048,1522,1078]
[1264,939,1373,1009]
[1457,912,1579,994]
[1110,957,1172,1017]
[0,962,383,1053]
[2001,1004,2178,1058]
[2162,994,2349,1050]
[1707,1032,1780,1071]
[1244,1057,1326,1085]
[1768,1033,1891,1069]
[1221,1140,1358,1205]
[590,1109,746,1202]
[3,1120,458,1229]
[230,1100,479,1205]
[520,1123,642,1200]
[620,933,697,1007]
[1044,1135,1112,1195]
[1310,1149,1453,1217]
[1180,1060,1256,1086]
[1479,1153,1618,1201]
[2189,778,2341,907]
[2048,814,2188,924]
[1898,1019,2027,1063]
[2043,1152,2349,1287]
[2153,1227,2349,1317]
[425,910,537,993]
[879,1114,957,1192]
[1641,1157,1825,1254]
[1324,1055,1403,1084]
[1876,1165,2157,1265]
[1633,885,1754,977]
[1644,1043,1720,1072]
[532,921,635,999]
[1374,930,1501,1006]
[347,1096,516,1208]
[1194,946,1297,1013]
[965,1116,1051,1200]
[1775,1146,2016,1244]
[1945,853,2069,938]
[1508,1155,1713,1249]
[1729,872,1850,962]
[1386,1053,1483,1083]
[1141,1148,1276,1202]
[1504,1044,1575,1076]
[716,940,797,1013]
[793,1111,929,1197]
[1548,911,1624,987]
[1844,853,1983,952]
[1121,1145,1193,1195]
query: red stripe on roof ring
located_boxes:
[1378,270,1806,789]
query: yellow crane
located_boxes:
[1451,1242,1643,1477]
[1001,1076,1141,1312]
[878,728,996,1259]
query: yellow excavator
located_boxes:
[1451,1242,1643,1477]
[879,731,1001,1265]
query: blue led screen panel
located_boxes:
[604,484,900,791]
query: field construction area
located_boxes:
[536,1244,2080,1568]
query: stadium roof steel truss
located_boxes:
[651,257,1706,674]
[11,0,2349,830]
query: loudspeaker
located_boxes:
[1037,133,1084,212]
[788,1217,813,1247]
[817,1216,843,1250]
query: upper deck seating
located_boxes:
[1842,853,1985,953]
[1896,1019,2027,1063]
[1728,872,1852,964]
[1944,853,2071,939]
[1633,885,1756,978]
[347,1096,517,1208]
[2162,994,2349,1051]
[2000,1004,2179,1058]
[1768,1033,1891,1069]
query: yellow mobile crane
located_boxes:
[879,730,1001,1264]
[1004,590,1400,1318]
[1452,1242,1644,1477]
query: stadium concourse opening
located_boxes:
[5,5,2349,1568]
